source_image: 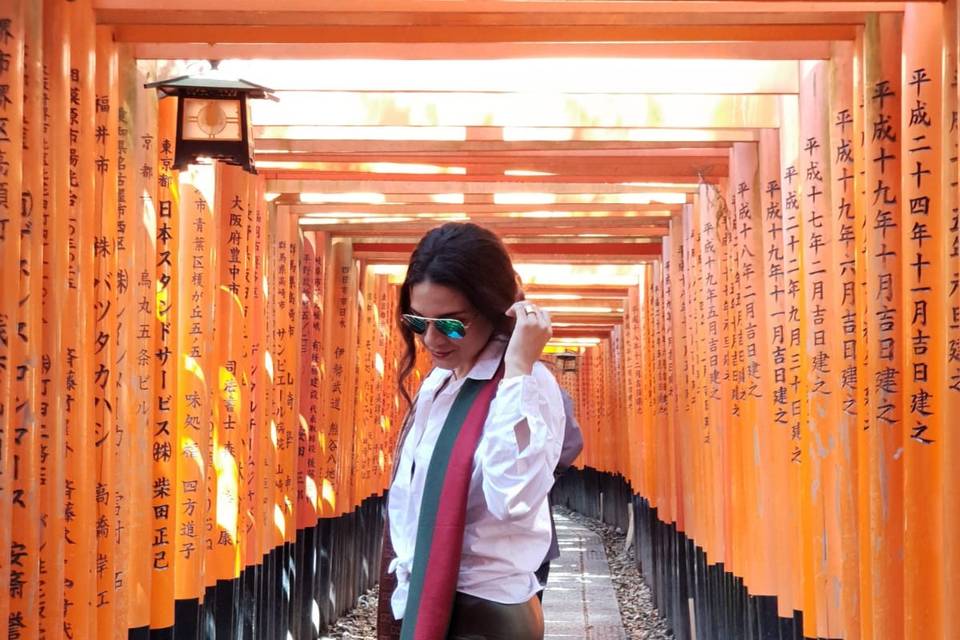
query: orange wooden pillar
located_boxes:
[732,141,778,601]
[270,204,292,543]
[175,163,216,601]
[150,93,180,632]
[697,183,726,567]
[799,59,843,638]
[213,164,252,586]
[661,240,680,529]
[900,5,946,638]
[304,231,330,517]
[690,194,705,551]
[39,2,70,635]
[248,174,270,564]
[353,267,376,504]
[652,259,674,524]
[275,208,300,539]
[128,59,159,633]
[283,207,301,539]
[778,91,807,619]
[116,46,151,634]
[716,178,738,580]
[297,229,320,529]
[943,0,960,633]
[638,263,655,507]
[828,40,863,640]
[621,278,640,496]
[609,323,625,483]
[717,174,738,583]
[242,176,265,570]
[321,239,358,517]
[863,13,905,639]
[634,273,646,497]
[93,26,121,639]
[680,201,705,553]
[0,2,25,637]
[374,273,393,492]
[16,3,44,638]
[667,213,689,535]
[383,274,403,489]
[65,2,98,636]
[852,25,874,640]
[758,128,797,618]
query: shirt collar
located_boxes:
[427,334,508,389]
[461,335,508,381]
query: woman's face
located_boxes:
[409,279,494,376]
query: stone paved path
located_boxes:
[542,513,629,639]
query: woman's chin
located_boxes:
[429,349,457,367]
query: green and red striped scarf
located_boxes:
[378,363,505,640]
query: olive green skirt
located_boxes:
[445,591,544,640]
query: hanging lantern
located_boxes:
[556,350,578,373]
[145,74,275,174]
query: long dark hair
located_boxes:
[397,223,518,406]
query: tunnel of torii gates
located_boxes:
[1,1,960,639]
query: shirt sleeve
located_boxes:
[476,363,566,521]
[557,389,584,473]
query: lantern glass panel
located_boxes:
[181,97,243,141]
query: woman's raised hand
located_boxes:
[503,301,552,378]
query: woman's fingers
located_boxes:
[504,300,553,376]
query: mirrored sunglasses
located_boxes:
[400,313,469,340]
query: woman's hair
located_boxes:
[397,222,518,406]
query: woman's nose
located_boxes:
[422,322,449,347]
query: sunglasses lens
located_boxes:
[434,319,466,340]
[402,314,428,334]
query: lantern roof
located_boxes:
[145,74,276,100]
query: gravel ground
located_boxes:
[554,505,672,639]
[321,508,672,639]
[321,585,380,639]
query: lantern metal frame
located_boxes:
[556,350,579,373]
[144,75,275,174]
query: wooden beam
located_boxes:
[351,241,662,256]
[254,155,730,177]
[302,221,669,237]
[524,283,631,297]
[258,168,724,183]
[256,145,734,160]
[251,92,782,128]
[526,297,627,310]
[132,41,836,61]
[352,250,658,265]
[255,149,730,162]
[98,10,876,27]
[254,125,763,143]
[255,139,739,153]
[291,203,681,215]
[294,212,674,226]
[550,328,616,337]
[539,312,623,323]
[129,52,800,94]
[94,2,909,15]
[349,235,664,244]
[277,193,694,206]
[271,179,703,194]
[113,23,858,44]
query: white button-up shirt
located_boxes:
[387,337,566,620]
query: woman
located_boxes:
[377,223,566,640]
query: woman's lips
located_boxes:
[430,349,454,359]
